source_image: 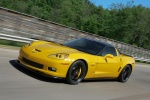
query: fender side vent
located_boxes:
[118,67,121,72]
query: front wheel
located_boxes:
[66,60,87,85]
[118,65,132,83]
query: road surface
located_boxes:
[0,48,150,100]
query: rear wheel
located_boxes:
[118,65,132,82]
[66,60,87,85]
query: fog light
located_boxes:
[48,67,57,72]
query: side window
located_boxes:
[101,47,117,56]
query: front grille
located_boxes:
[22,57,43,69]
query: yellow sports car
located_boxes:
[18,38,135,85]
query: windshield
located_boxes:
[64,38,105,55]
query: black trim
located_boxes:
[22,57,43,69]
[16,60,63,79]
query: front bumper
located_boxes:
[18,49,71,78]
[16,60,63,79]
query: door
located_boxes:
[94,47,121,77]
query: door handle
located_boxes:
[105,58,108,62]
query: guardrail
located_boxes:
[0,33,150,63]
[0,33,35,43]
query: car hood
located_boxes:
[31,43,83,54]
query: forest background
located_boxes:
[0,0,150,49]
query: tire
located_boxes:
[66,60,87,85]
[118,65,132,83]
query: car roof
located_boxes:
[81,38,114,48]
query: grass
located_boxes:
[0,39,26,49]
[0,39,26,47]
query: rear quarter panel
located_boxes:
[121,56,135,71]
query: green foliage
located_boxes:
[0,39,26,47]
[0,0,149,49]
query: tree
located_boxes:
[0,0,149,49]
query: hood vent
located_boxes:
[35,49,41,52]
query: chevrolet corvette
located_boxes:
[18,38,135,85]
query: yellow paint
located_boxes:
[18,41,135,79]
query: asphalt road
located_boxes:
[0,48,150,100]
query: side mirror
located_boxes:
[104,54,114,58]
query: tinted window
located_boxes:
[64,38,105,55]
[101,47,117,56]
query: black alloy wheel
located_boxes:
[66,60,87,85]
[118,65,132,82]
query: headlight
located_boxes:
[24,41,33,47]
[48,53,69,59]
